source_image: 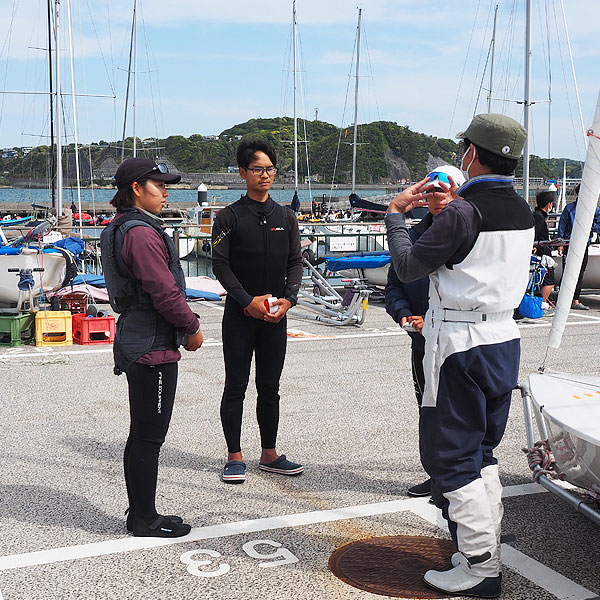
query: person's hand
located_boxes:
[426,176,459,216]
[532,246,538,255]
[408,315,424,332]
[245,295,271,319]
[387,177,433,214]
[184,330,204,351]
[558,245,564,256]
[264,298,292,323]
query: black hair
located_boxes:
[463,137,518,176]
[236,138,277,169]
[536,190,556,209]
[110,177,149,211]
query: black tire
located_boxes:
[302,247,316,265]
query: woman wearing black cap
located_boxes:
[100,158,204,538]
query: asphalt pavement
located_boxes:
[1,293,599,600]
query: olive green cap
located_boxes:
[456,113,527,160]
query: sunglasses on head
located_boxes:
[426,171,451,184]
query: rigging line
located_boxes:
[474,38,494,116]
[279,7,293,123]
[551,0,582,161]
[448,0,482,137]
[543,0,552,172]
[83,0,116,96]
[66,0,83,237]
[559,0,586,154]
[139,5,161,152]
[297,26,313,202]
[0,0,20,137]
[362,25,382,124]
[120,0,136,162]
[468,0,494,118]
[331,24,358,193]
[77,0,97,224]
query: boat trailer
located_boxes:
[519,379,600,527]
[288,259,371,326]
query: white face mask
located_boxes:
[460,144,477,180]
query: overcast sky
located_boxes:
[0,0,598,162]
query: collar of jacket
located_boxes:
[118,206,165,227]
[457,174,515,198]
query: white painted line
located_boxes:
[0,482,548,572]
[201,301,225,312]
[502,545,597,600]
[561,312,600,321]
[0,498,416,571]
[518,319,600,329]
[0,481,591,599]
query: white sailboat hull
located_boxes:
[0,249,67,303]
[528,373,600,491]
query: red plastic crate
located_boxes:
[72,313,115,345]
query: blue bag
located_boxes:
[519,293,544,319]
[519,256,546,319]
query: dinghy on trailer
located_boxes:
[520,90,600,526]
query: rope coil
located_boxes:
[522,439,564,482]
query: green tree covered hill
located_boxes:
[0,117,583,185]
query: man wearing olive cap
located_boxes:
[385,113,534,598]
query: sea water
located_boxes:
[0,187,392,207]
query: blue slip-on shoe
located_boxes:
[259,454,304,476]
[222,460,246,484]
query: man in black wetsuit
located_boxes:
[211,139,304,484]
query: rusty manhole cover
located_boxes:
[329,535,456,598]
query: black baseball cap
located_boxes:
[114,158,181,189]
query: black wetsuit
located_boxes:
[212,195,303,453]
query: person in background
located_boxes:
[386,114,533,598]
[557,183,600,310]
[532,190,557,316]
[211,139,304,484]
[384,165,464,499]
[100,158,204,538]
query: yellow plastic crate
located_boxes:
[35,310,73,346]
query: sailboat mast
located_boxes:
[293,0,298,191]
[66,0,82,232]
[523,0,532,205]
[120,0,136,162]
[351,8,362,195]
[487,4,498,113]
[47,0,56,210]
[55,0,63,216]
[133,0,138,157]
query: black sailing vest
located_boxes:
[99,209,187,374]
[227,197,291,304]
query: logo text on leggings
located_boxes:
[157,370,163,414]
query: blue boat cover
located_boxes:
[0,247,22,255]
[51,237,85,257]
[73,274,107,287]
[324,252,391,272]
[185,288,221,301]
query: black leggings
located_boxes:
[124,362,178,523]
[220,306,287,454]
[563,244,589,302]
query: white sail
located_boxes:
[548,90,600,349]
